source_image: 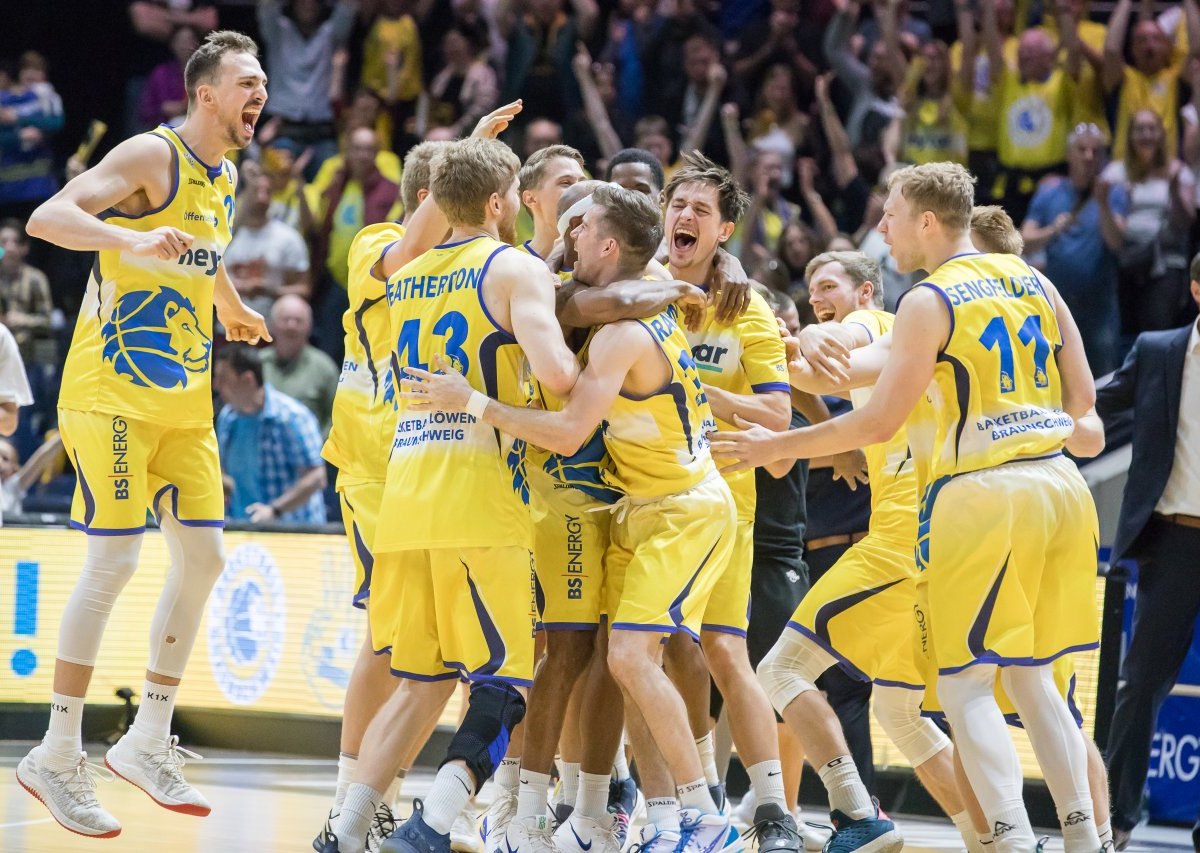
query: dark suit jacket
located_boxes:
[1096,323,1194,562]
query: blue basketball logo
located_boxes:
[101,286,212,389]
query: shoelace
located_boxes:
[143,736,202,790]
[368,803,398,845]
[49,752,114,810]
[628,829,663,853]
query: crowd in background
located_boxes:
[2,0,1199,525]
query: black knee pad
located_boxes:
[443,681,526,791]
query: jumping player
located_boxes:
[16,30,270,838]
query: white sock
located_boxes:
[577,771,610,821]
[990,802,1036,852]
[980,829,995,847]
[612,746,631,782]
[560,761,581,810]
[1058,800,1099,853]
[424,764,475,835]
[951,811,983,852]
[496,757,521,794]
[517,770,551,820]
[44,692,84,761]
[386,769,406,811]
[646,797,681,832]
[695,732,720,787]
[1097,820,1113,844]
[817,756,873,820]
[335,753,358,811]
[677,777,718,813]
[131,680,178,741]
[746,760,786,812]
[334,783,381,852]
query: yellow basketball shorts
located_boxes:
[788,531,923,689]
[918,652,1085,729]
[604,475,736,639]
[369,545,537,686]
[917,453,1100,676]
[336,477,385,610]
[700,518,754,636]
[528,465,611,631]
[59,407,224,535]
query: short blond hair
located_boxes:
[518,144,584,194]
[886,162,975,232]
[400,141,446,218]
[970,205,1024,255]
[430,138,521,228]
[804,250,884,307]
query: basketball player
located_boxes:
[315,136,581,853]
[400,184,738,853]
[16,31,270,838]
[642,151,808,853]
[317,101,526,853]
[317,140,446,852]
[711,163,1104,853]
[517,145,585,260]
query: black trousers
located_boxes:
[1106,518,1200,831]
[806,541,876,792]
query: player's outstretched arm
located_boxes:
[712,288,945,471]
[558,279,707,329]
[788,333,892,395]
[26,135,190,258]
[214,263,272,344]
[401,326,640,455]
[1065,408,1105,458]
[1045,278,1098,420]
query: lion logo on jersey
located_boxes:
[102,286,212,388]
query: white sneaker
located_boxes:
[500,815,558,853]
[481,788,518,851]
[795,818,829,853]
[105,731,211,816]
[16,745,121,838]
[630,823,682,853]
[732,787,757,831]
[555,813,622,853]
[678,808,740,853]
[453,806,484,853]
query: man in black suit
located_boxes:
[1097,255,1200,851]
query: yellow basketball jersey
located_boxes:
[60,126,235,428]
[603,305,719,500]
[905,252,1073,495]
[322,222,405,483]
[843,309,918,543]
[682,287,789,520]
[527,331,620,504]
[376,235,532,552]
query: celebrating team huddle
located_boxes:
[17,29,1112,853]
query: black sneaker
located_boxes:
[381,800,452,853]
[607,777,639,847]
[743,803,802,853]
[708,783,726,814]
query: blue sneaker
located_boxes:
[608,777,642,847]
[675,808,739,853]
[382,800,453,853]
[822,801,901,853]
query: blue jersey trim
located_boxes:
[847,321,874,343]
[161,124,223,181]
[539,621,601,632]
[521,240,543,259]
[937,641,1100,676]
[388,668,461,682]
[177,519,225,528]
[610,622,677,635]
[700,623,748,638]
[99,133,179,221]
[435,235,488,250]
[751,382,790,394]
[476,243,517,340]
[70,521,148,536]
[785,620,872,683]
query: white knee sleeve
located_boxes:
[57,534,144,667]
[148,515,226,678]
[872,685,950,768]
[756,629,836,715]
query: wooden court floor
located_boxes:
[1,743,1191,852]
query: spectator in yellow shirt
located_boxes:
[359,0,422,150]
[1103,0,1200,161]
